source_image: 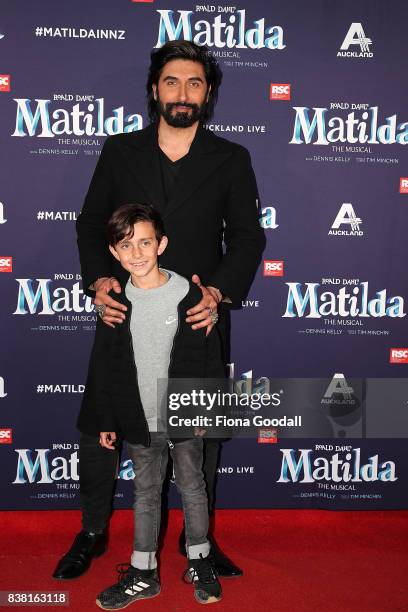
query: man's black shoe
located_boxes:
[52,530,107,580]
[178,530,243,578]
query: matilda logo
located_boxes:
[13,449,136,483]
[0,75,10,92]
[0,257,12,272]
[0,201,7,224]
[329,203,363,237]
[270,84,290,100]
[399,178,408,194]
[289,106,408,146]
[259,206,278,229]
[338,23,373,58]
[13,279,94,315]
[0,376,7,398]
[277,448,396,483]
[390,348,408,364]
[155,9,285,50]
[12,98,143,137]
[264,260,284,277]
[283,282,405,319]
[0,428,12,444]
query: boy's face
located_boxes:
[109,221,167,281]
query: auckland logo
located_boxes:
[329,203,363,237]
[154,9,285,50]
[338,23,373,58]
[322,373,355,406]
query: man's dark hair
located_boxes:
[146,40,222,124]
[108,203,165,246]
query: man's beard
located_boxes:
[157,98,207,128]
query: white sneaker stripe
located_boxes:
[137,581,150,588]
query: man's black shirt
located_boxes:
[159,148,189,210]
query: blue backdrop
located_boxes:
[1,0,407,510]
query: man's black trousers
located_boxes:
[79,433,221,533]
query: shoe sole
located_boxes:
[52,546,107,581]
[95,590,161,610]
[194,593,222,605]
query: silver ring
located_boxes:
[94,304,106,319]
[210,312,219,324]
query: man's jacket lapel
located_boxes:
[116,123,165,211]
[164,126,232,218]
[116,124,233,217]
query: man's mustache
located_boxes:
[166,102,199,112]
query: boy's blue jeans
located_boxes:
[128,434,210,569]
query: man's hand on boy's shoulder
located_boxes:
[93,277,127,328]
[93,273,220,335]
[186,274,220,336]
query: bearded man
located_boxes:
[53,40,265,581]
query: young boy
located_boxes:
[77,203,224,608]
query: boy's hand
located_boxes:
[99,432,117,450]
[93,277,127,328]
[194,426,207,437]
[186,275,219,336]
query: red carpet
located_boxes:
[1,509,407,611]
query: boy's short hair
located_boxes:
[108,203,165,246]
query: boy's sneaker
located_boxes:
[96,564,160,610]
[183,554,222,604]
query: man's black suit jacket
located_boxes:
[76,122,265,314]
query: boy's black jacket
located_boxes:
[77,280,226,445]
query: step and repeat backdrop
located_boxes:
[1,0,408,510]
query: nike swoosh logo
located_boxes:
[165,316,177,325]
